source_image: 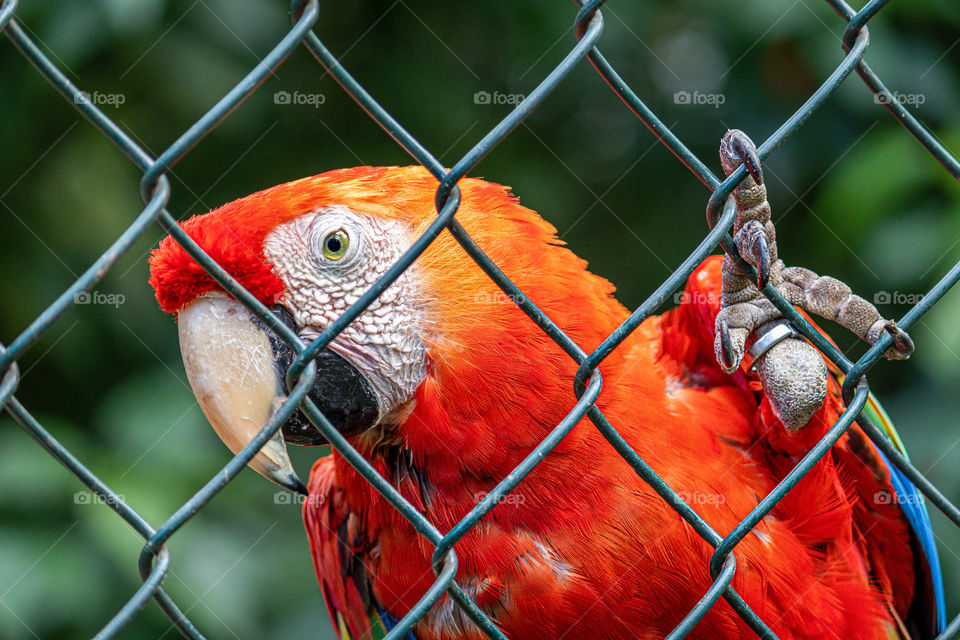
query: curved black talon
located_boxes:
[721,130,764,185]
[884,321,915,358]
[718,317,739,372]
[755,251,769,291]
[735,219,771,291]
[751,231,770,291]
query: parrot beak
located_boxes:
[178,292,308,494]
[176,292,381,495]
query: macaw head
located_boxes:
[150,166,622,492]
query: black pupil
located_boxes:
[326,235,342,253]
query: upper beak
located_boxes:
[176,292,381,494]
[178,293,308,494]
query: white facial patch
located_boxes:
[263,206,428,426]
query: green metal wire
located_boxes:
[1,0,959,638]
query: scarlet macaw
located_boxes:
[149,133,944,639]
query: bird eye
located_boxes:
[322,230,349,260]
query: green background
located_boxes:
[1,1,959,638]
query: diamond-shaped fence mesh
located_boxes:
[2,0,960,638]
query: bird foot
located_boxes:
[713,129,913,430]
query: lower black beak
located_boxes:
[260,306,380,446]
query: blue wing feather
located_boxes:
[863,395,946,633]
[376,606,419,640]
[874,446,946,633]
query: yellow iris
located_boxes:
[322,230,349,260]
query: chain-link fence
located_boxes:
[2,0,960,638]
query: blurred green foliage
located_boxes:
[1,1,959,638]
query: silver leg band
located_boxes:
[744,322,802,372]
